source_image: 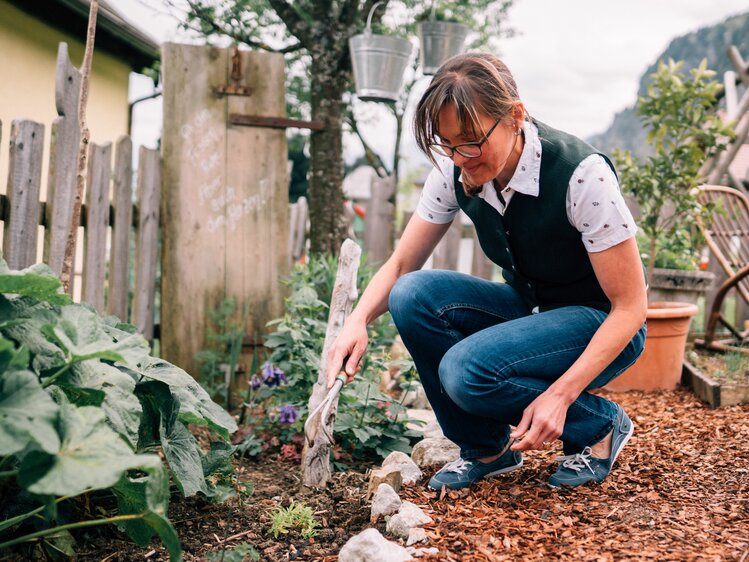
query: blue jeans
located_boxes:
[388,270,646,459]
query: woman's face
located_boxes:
[435,103,523,190]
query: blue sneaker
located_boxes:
[428,448,523,491]
[548,405,634,488]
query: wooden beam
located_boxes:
[229,113,325,131]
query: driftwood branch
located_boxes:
[301,238,361,487]
[61,0,98,291]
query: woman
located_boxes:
[326,53,647,490]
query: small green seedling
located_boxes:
[268,500,319,539]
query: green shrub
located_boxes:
[252,253,418,462]
[0,257,238,560]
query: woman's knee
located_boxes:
[438,345,476,410]
[388,270,439,324]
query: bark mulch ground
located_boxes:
[38,388,749,561]
[403,388,749,561]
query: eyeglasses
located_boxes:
[429,119,501,159]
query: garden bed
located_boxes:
[684,347,749,407]
[19,388,746,562]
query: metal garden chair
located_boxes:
[695,184,749,353]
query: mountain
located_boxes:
[588,11,749,157]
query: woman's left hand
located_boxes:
[509,391,571,451]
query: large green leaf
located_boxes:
[60,361,142,448]
[113,463,182,561]
[0,260,70,305]
[0,335,29,373]
[0,297,67,373]
[0,370,60,455]
[136,381,208,497]
[133,357,237,441]
[18,396,161,496]
[41,304,128,364]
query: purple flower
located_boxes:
[250,374,262,391]
[261,362,287,387]
[278,404,299,425]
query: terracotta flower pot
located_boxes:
[605,301,698,391]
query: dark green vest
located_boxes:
[454,121,617,312]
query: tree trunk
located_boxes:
[308,51,348,256]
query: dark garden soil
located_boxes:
[18,388,749,561]
[687,345,749,386]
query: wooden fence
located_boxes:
[0,43,160,339]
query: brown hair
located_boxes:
[413,52,525,167]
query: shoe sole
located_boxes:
[484,457,524,478]
[427,458,524,491]
[610,411,634,467]
[547,410,634,489]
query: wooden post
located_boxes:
[44,43,81,284]
[3,120,44,270]
[81,142,111,311]
[432,216,462,270]
[161,44,288,376]
[302,239,361,488]
[108,136,133,320]
[133,147,160,341]
[364,174,395,267]
[289,195,308,262]
[470,226,494,280]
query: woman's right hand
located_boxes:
[326,317,369,389]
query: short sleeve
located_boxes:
[568,154,638,252]
[415,157,461,224]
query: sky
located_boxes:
[114,0,749,171]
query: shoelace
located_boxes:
[442,458,473,475]
[556,446,596,476]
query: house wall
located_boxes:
[0,0,131,194]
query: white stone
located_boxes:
[406,409,443,439]
[371,483,402,521]
[386,501,433,539]
[382,451,423,484]
[410,437,460,468]
[338,528,412,562]
[406,527,427,546]
[406,547,440,558]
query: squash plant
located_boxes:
[0,258,237,560]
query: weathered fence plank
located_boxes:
[133,147,160,340]
[364,175,395,267]
[43,43,82,289]
[432,217,463,270]
[108,136,133,320]
[471,228,493,280]
[161,43,288,375]
[81,142,111,311]
[3,120,45,269]
[289,195,308,262]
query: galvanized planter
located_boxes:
[349,32,413,102]
[417,20,470,75]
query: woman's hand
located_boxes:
[326,317,369,388]
[509,390,572,451]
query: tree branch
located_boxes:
[61,0,98,291]
[266,0,312,46]
[345,112,389,178]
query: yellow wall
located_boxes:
[0,0,132,194]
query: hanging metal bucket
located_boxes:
[349,32,413,102]
[417,21,470,75]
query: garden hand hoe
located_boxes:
[303,373,346,447]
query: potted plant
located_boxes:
[606,58,734,391]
